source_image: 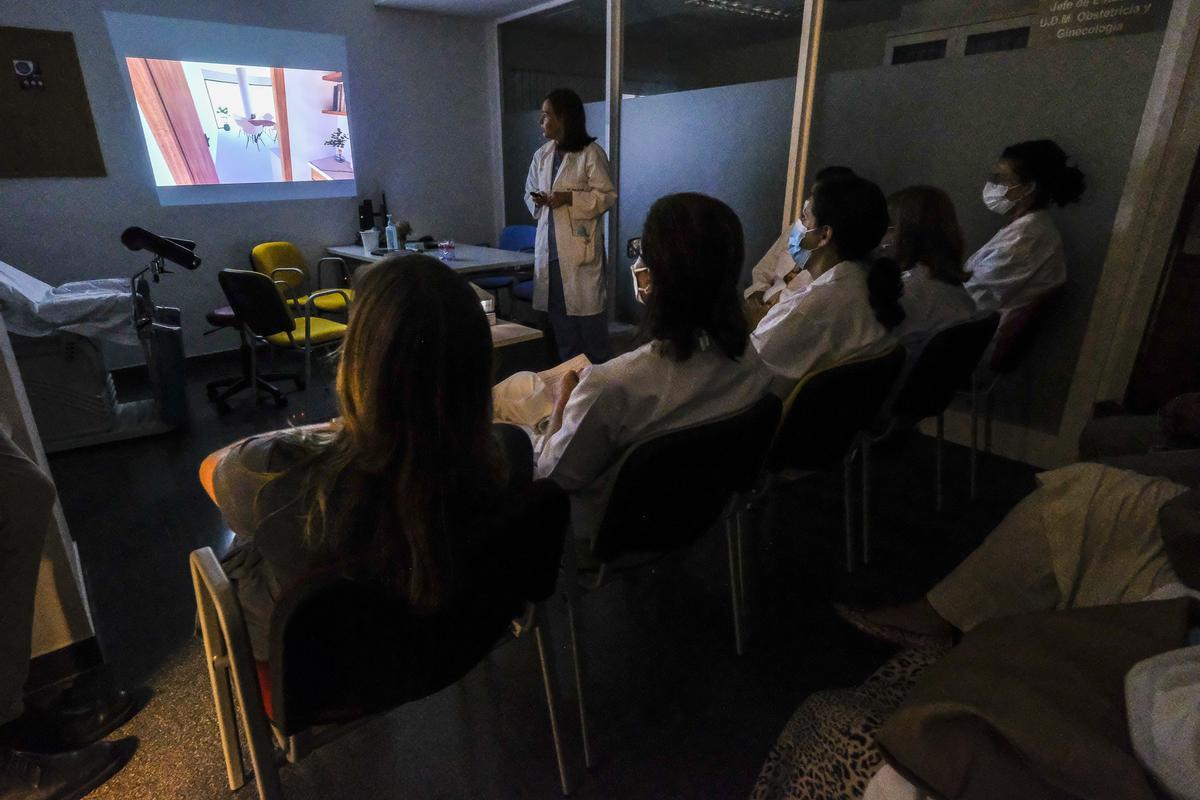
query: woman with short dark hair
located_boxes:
[751,175,904,383]
[965,138,1086,312]
[536,193,770,543]
[885,185,976,346]
[525,88,617,364]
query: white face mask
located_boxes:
[982,181,1028,215]
[787,219,814,268]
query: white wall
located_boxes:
[0,0,497,364]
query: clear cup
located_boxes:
[438,240,456,261]
[359,229,380,252]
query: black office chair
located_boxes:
[204,304,301,413]
[190,481,575,798]
[217,269,348,411]
[565,394,781,766]
[871,312,1001,520]
[757,347,907,569]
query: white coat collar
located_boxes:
[809,260,864,288]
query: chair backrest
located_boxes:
[890,312,1001,423]
[235,117,257,135]
[268,480,569,735]
[262,113,273,121]
[249,241,308,291]
[498,225,537,253]
[990,289,1059,374]
[218,269,295,339]
[770,346,906,472]
[591,394,782,562]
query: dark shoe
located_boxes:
[833,603,955,650]
[0,685,144,754]
[0,739,135,800]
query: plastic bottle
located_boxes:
[385,214,399,251]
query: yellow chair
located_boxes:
[249,241,354,314]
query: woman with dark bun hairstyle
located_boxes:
[965,139,1086,312]
[751,175,905,384]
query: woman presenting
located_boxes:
[526,88,617,363]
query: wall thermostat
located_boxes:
[13,59,44,90]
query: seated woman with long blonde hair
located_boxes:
[200,256,564,672]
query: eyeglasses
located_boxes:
[626,237,642,260]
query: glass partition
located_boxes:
[615,0,805,322]
[498,0,608,230]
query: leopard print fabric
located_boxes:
[749,646,946,800]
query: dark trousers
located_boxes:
[547,259,611,364]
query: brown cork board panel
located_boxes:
[0,26,106,178]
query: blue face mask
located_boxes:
[787,219,813,268]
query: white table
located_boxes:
[327,243,534,277]
[491,321,543,349]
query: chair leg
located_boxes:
[970,378,980,501]
[861,436,872,564]
[564,593,592,770]
[843,449,856,570]
[534,625,571,796]
[194,591,246,790]
[735,509,747,611]
[936,413,945,513]
[304,346,312,412]
[726,517,744,656]
[984,385,995,455]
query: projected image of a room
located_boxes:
[125,59,352,186]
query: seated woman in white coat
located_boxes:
[744,166,856,324]
[525,88,617,364]
[884,185,976,349]
[964,139,1085,313]
[535,193,771,542]
[751,175,905,386]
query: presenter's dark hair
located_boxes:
[640,193,749,362]
[544,88,596,153]
[1001,139,1085,209]
[811,176,906,330]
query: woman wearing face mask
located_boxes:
[751,175,905,385]
[525,88,617,364]
[964,139,1085,312]
[744,166,857,324]
[536,193,771,543]
[885,185,976,348]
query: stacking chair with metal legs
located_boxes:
[561,394,782,766]
[750,347,907,570]
[866,312,1001,525]
[190,481,576,798]
[962,290,1059,488]
[217,269,347,411]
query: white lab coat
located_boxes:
[893,264,976,349]
[964,210,1066,312]
[745,229,797,300]
[536,339,771,543]
[525,141,617,316]
[751,260,896,383]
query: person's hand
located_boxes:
[531,191,550,208]
[555,370,580,406]
[547,191,572,209]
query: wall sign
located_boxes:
[1034,0,1170,45]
